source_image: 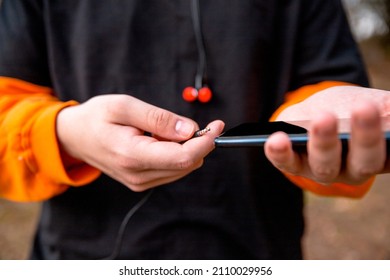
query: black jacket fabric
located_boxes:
[0,0,368,259]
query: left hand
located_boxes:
[264,86,390,185]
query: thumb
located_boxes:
[107,95,198,141]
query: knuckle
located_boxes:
[123,174,149,192]
[312,165,338,182]
[116,155,136,170]
[193,159,204,170]
[273,163,299,175]
[272,157,302,175]
[349,156,385,179]
[354,165,381,178]
[127,184,146,192]
[114,149,146,170]
[147,108,173,133]
[127,177,146,189]
[273,163,289,172]
[103,95,126,118]
[358,135,382,147]
[175,155,196,170]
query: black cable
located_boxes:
[101,189,154,260]
[190,0,208,89]
[102,1,205,260]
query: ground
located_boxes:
[303,39,390,260]
[303,174,390,259]
[0,199,39,259]
[0,39,390,260]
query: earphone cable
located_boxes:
[190,0,208,89]
[101,189,154,260]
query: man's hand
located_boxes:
[56,94,225,191]
[264,86,390,185]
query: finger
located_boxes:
[346,102,385,182]
[307,112,341,184]
[131,120,225,170]
[122,159,204,191]
[264,131,303,174]
[106,95,198,141]
[181,120,225,158]
[126,172,197,192]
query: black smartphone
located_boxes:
[215,121,310,148]
[214,120,390,149]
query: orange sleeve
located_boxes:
[0,77,101,202]
[270,81,374,198]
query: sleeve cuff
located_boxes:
[0,77,101,201]
[269,81,355,121]
[31,101,101,187]
[284,173,375,198]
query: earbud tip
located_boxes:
[198,87,212,103]
[182,87,198,102]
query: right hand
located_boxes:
[56,94,225,192]
[265,86,390,186]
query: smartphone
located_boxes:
[214,121,310,148]
[214,120,390,149]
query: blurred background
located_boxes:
[1,0,390,259]
[304,0,390,259]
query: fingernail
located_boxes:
[175,120,194,138]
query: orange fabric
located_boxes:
[270,81,374,198]
[284,174,375,198]
[0,77,374,200]
[0,77,101,202]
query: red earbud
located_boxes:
[182,87,198,102]
[182,86,212,103]
[197,87,212,103]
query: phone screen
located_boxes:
[214,120,388,149]
[214,121,310,148]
